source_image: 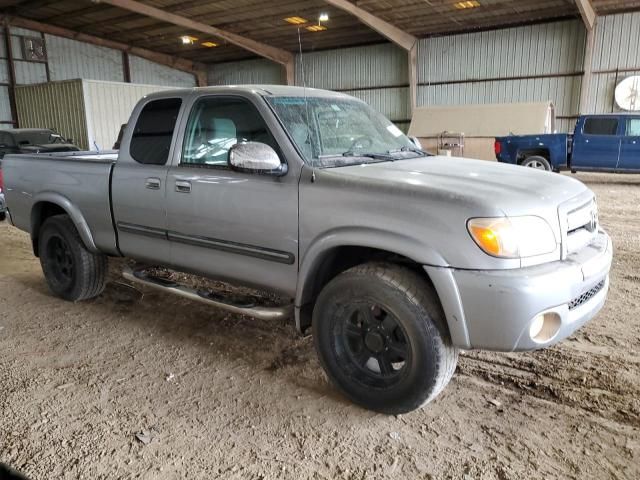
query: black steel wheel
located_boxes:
[313,262,458,414]
[45,235,76,291]
[337,302,411,389]
[39,214,107,301]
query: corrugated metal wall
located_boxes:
[83,80,173,150]
[297,43,411,129]
[15,79,88,148]
[417,19,586,132]
[129,55,196,87]
[46,34,124,82]
[10,26,48,85]
[208,58,284,85]
[588,11,640,113]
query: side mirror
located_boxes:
[228,142,287,176]
[409,136,422,149]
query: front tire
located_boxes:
[312,263,458,414]
[0,211,5,221]
[39,215,107,301]
[522,155,552,171]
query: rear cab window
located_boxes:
[626,118,640,137]
[583,117,619,136]
[130,98,182,165]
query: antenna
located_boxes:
[615,76,640,111]
[297,27,315,182]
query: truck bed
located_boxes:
[496,133,571,169]
[2,151,120,255]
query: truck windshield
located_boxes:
[14,131,64,146]
[266,96,424,167]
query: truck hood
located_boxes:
[335,155,589,216]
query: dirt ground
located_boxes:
[1,172,639,480]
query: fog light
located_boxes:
[529,312,561,343]
[529,315,545,339]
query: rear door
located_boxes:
[111,96,185,263]
[617,117,640,171]
[571,116,621,170]
[165,93,300,296]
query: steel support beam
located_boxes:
[576,0,597,114]
[324,0,418,112]
[0,15,206,84]
[575,0,596,30]
[98,0,295,84]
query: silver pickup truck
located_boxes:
[3,86,612,414]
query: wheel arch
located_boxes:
[517,149,551,164]
[294,228,449,334]
[31,193,98,256]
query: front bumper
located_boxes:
[426,230,612,352]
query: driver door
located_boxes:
[165,94,300,296]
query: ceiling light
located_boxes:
[306,24,327,32]
[319,12,329,22]
[284,16,308,25]
[201,41,218,48]
[180,35,198,44]
[454,0,480,9]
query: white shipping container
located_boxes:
[15,79,182,150]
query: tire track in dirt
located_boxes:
[457,347,640,428]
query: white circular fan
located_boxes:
[615,76,640,111]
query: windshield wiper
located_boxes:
[387,146,432,157]
[341,151,396,161]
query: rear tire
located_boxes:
[0,212,5,221]
[39,215,107,301]
[312,262,458,414]
[522,155,552,171]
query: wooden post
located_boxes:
[579,20,596,114]
[195,70,207,87]
[285,57,295,86]
[3,20,18,127]
[122,51,131,83]
[409,44,417,114]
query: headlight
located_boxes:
[467,216,557,258]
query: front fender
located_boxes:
[31,191,98,253]
[295,226,448,307]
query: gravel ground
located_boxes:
[0,172,639,480]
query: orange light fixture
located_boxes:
[284,16,309,25]
[306,24,327,32]
[201,41,218,48]
[454,0,481,9]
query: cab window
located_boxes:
[626,118,640,137]
[130,98,182,165]
[181,96,279,167]
[583,118,619,136]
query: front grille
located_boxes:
[568,280,605,311]
[564,199,598,255]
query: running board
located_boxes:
[122,265,293,321]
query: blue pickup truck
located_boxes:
[495,114,640,172]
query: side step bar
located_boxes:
[122,265,293,321]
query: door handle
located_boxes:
[175,180,192,193]
[145,177,161,190]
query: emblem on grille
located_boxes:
[588,206,598,232]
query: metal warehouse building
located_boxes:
[0,1,639,479]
